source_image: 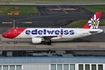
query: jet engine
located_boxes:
[32,38,42,44]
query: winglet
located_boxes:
[82,12,102,29]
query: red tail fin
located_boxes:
[82,12,102,29]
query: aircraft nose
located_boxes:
[2,32,8,38]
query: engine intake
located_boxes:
[32,38,42,44]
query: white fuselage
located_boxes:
[16,28,103,39]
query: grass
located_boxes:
[0,5,40,15]
[18,6,39,15]
[66,19,105,27]
[0,6,13,15]
[83,5,105,13]
[0,0,105,2]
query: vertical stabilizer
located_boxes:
[82,12,102,29]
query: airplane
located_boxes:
[2,12,103,45]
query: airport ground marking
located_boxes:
[57,5,68,14]
[22,22,32,24]
[2,22,12,24]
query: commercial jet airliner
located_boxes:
[2,12,103,45]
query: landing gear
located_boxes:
[45,39,52,45]
[14,39,17,44]
[48,40,52,45]
[14,41,17,44]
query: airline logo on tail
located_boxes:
[82,12,102,29]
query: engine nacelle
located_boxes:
[32,38,42,44]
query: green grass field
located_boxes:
[18,6,39,15]
[1,0,105,2]
[66,19,105,27]
[83,5,105,13]
[0,5,40,15]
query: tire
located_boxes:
[48,40,52,45]
[14,41,17,44]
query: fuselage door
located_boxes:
[14,29,17,36]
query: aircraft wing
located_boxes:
[31,35,61,39]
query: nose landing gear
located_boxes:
[14,39,17,44]
[14,41,17,44]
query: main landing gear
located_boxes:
[45,39,52,45]
[14,41,17,44]
[48,40,52,45]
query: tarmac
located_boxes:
[37,5,91,15]
[0,42,105,50]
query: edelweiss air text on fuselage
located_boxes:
[16,28,103,39]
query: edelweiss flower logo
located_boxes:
[88,14,99,29]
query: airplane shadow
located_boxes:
[52,38,91,43]
[29,38,91,45]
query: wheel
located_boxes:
[6,42,10,44]
[48,40,51,45]
[14,41,17,44]
[45,39,52,45]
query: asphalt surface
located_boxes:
[1,13,104,28]
[37,5,91,15]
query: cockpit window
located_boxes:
[6,30,9,32]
